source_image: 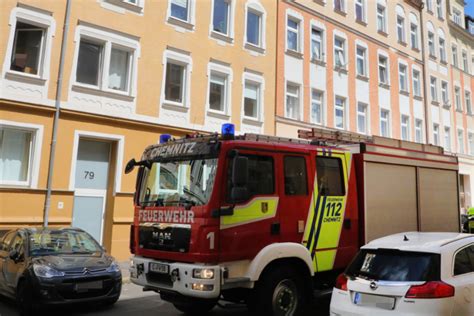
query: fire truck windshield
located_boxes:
[139,158,218,207]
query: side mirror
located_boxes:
[9,249,19,261]
[232,156,248,187]
[125,158,137,174]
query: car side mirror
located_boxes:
[9,249,19,261]
[125,158,137,174]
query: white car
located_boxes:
[330,232,474,316]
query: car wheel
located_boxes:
[248,265,309,316]
[17,280,37,316]
[173,299,217,315]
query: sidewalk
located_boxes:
[119,261,131,283]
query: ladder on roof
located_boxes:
[238,133,310,145]
[298,128,373,144]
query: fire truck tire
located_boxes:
[172,299,217,315]
[248,265,309,316]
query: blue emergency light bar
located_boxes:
[160,134,171,144]
[221,123,235,139]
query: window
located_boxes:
[311,28,323,61]
[287,18,299,52]
[426,0,433,11]
[439,38,446,62]
[433,124,440,145]
[458,129,465,154]
[213,0,231,36]
[357,103,368,134]
[455,87,461,111]
[286,83,300,120]
[76,38,134,93]
[378,55,388,84]
[316,157,345,196]
[334,37,345,68]
[453,245,474,276]
[453,9,462,26]
[430,77,437,102]
[380,109,390,137]
[334,0,345,12]
[397,16,405,43]
[444,127,451,152]
[0,127,33,185]
[243,81,260,119]
[246,10,262,47]
[452,45,458,67]
[311,90,323,125]
[209,72,228,113]
[462,51,468,72]
[355,0,365,22]
[413,70,421,97]
[466,91,472,115]
[401,115,410,141]
[377,5,386,33]
[441,81,449,104]
[356,46,367,77]
[415,119,423,143]
[170,0,190,21]
[469,133,474,155]
[428,32,435,57]
[399,64,408,92]
[165,62,186,104]
[227,155,274,201]
[10,22,45,76]
[284,156,308,195]
[335,97,345,129]
[410,23,418,49]
[436,0,443,19]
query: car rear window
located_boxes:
[346,249,440,282]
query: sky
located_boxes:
[466,1,474,17]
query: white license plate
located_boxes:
[354,292,396,310]
[75,281,103,290]
[149,262,169,274]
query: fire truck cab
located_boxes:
[126,124,460,315]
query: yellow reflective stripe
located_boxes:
[314,249,337,272]
[220,197,279,230]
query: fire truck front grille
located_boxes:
[146,271,173,287]
[138,223,191,253]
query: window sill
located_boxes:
[414,95,423,101]
[411,47,420,53]
[377,30,388,37]
[379,82,390,89]
[242,117,263,126]
[334,9,347,17]
[5,71,47,85]
[162,101,189,113]
[167,16,194,31]
[311,58,326,66]
[455,108,463,113]
[285,49,303,59]
[356,74,369,81]
[400,90,410,96]
[244,43,266,55]
[440,60,448,66]
[207,109,230,119]
[398,40,407,47]
[71,84,135,101]
[334,66,348,74]
[431,100,440,106]
[210,31,234,44]
[313,0,326,5]
[105,0,143,13]
[429,55,437,61]
[355,19,367,26]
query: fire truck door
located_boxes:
[303,151,350,273]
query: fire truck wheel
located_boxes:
[172,299,217,315]
[249,265,308,316]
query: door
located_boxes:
[72,139,111,244]
[3,233,26,295]
[0,232,15,293]
[451,244,474,316]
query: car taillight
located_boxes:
[335,273,348,291]
[129,225,135,254]
[405,281,455,299]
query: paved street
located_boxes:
[0,281,330,316]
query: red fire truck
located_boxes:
[125,125,460,315]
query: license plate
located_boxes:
[75,281,103,290]
[149,262,169,274]
[353,292,396,310]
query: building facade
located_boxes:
[0,0,277,260]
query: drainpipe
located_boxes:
[418,3,431,145]
[43,0,72,226]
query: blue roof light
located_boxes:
[160,134,172,144]
[221,123,235,139]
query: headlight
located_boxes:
[193,268,214,279]
[107,261,121,273]
[33,264,65,278]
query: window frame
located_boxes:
[356,45,367,77]
[457,129,465,154]
[452,244,474,276]
[410,22,418,50]
[315,156,346,197]
[0,120,43,188]
[399,63,408,93]
[334,36,346,69]
[430,76,438,102]
[244,2,266,51]
[433,123,440,146]
[334,96,346,130]
[455,86,462,111]
[439,37,446,63]
[242,76,263,121]
[376,4,387,33]
[357,102,368,135]
[452,45,458,67]
[286,16,301,53]
[168,0,194,24]
[378,54,389,85]
[428,32,436,57]
[380,109,390,137]
[355,0,366,23]
[465,91,472,115]
[311,89,324,125]
[283,155,308,196]
[311,27,324,62]
[412,69,421,97]
[161,49,192,109]
[210,0,234,39]
[415,119,423,143]
[285,82,301,120]
[396,15,406,43]
[401,114,410,141]
[444,126,451,152]
[206,62,232,116]
[441,81,449,105]
[468,132,474,156]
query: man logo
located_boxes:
[370,281,378,291]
